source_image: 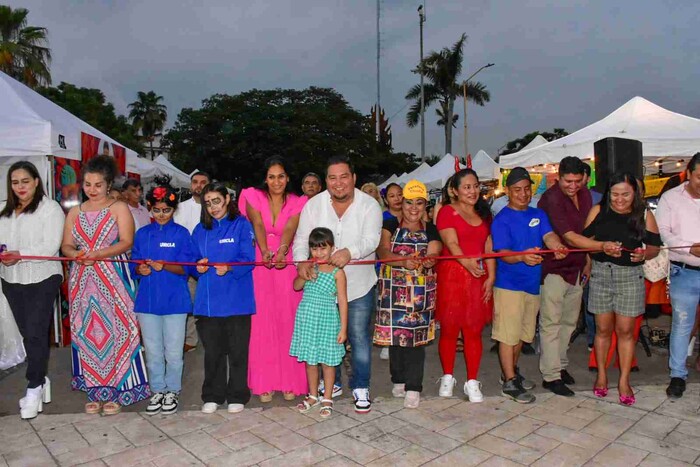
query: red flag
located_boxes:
[454,155,461,173]
[466,153,473,169]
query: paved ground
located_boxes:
[3,384,700,466]
[3,316,700,466]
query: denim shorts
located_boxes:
[588,260,645,317]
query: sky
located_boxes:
[9,0,700,159]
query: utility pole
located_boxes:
[376,0,381,141]
[418,4,426,161]
[462,63,494,158]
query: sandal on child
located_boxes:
[102,401,121,416]
[259,392,275,403]
[283,391,296,401]
[319,399,333,418]
[85,401,103,414]
[296,394,320,413]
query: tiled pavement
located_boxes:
[3,384,700,467]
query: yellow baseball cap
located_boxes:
[403,180,428,200]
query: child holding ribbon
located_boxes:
[131,186,197,416]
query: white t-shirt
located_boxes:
[174,197,203,234]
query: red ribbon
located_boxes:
[0,245,687,268]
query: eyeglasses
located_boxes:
[204,198,224,208]
[152,207,174,215]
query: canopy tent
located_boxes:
[391,162,432,186]
[500,96,700,169]
[152,155,191,188]
[422,154,464,189]
[471,150,501,181]
[0,71,192,192]
[520,134,549,151]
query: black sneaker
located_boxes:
[502,378,535,404]
[161,392,179,415]
[666,377,686,399]
[146,392,164,415]
[542,379,575,397]
[499,367,535,391]
[560,369,575,385]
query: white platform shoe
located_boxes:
[19,377,51,417]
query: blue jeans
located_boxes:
[137,313,187,393]
[335,287,376,390]
[583,283,596,347]
[668,265,700,380]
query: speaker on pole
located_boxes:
[594,137,643,193]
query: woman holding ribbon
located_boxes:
[0,161,65,419]
[61,155,149,415]
[131,186,197,416]
[436,168,495,403]
[373,180,441,409]
[239,156,308,402]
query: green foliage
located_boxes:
[499,128,569,156]
[37,82,142,152]
[164,87,416,186]
[0,5,51,88]
[128,91,167,158]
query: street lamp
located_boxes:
[462,63,494,159]
[418,4,426,161]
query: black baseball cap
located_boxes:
[506,167,534,187]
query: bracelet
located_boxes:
[278,244,289,255]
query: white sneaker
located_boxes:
[404,390,420,409]
[392,383,406,398]
[352,388,372,413]
[318,380,343,398]
[438,374,456,397]
[227,403,244,413]
[380,347,389,360]
[201,402,218,413]
[465,379,483,403]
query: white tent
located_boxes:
[152,155,191,188]
[422,154,464,189]
[471,150,501,181]
[392,162,432,186]
[520,134,549,151]
[500,96,700,168]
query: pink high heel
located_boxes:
[593,386,608,398]
[619,389,636,406]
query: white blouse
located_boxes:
[0,197,65,285]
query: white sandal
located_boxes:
[319,398,333,418]
[296,394,320,413]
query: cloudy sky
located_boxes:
[9,0,700,158]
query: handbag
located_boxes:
[643,245,669,282]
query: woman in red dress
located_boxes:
[436,169,495,403]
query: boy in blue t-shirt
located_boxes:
[491,167,567,404]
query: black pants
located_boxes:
[196,315,251,405]
[2,275,62,388]
[389,345,426,392]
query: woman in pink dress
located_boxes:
[239,157,308,402]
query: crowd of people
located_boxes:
[0,151,698,421]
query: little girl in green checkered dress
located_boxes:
[290,227,348,417]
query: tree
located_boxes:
[405,33,490,154]
[0,6,51,88]
[38,82,142,152]
[128,91,168,159]
[499,128,569,156]
[164,87,416,186]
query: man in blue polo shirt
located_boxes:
[491,167,567,403]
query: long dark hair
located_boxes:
[600,172,646,241]
[258,156,291,201]
[200,182,239,229]
[146,186,178,210]
[450,169,492,223]
[441,174,455,205]
[382,183,402,204]
[1,161,46,217]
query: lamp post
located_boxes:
[418,4,426,161]
[462,62,494,158]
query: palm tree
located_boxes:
[406,33,490,155]
[128,91,168,159]
[0,6,51,88]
